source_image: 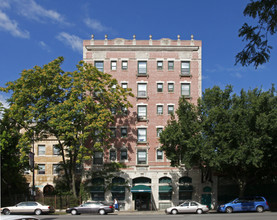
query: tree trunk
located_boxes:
[237,179,246,197]
[71,169,77,198]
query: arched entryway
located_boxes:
[201,186,212,208]
[131,177,151,211]
[43,184,54,196]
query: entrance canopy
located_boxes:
[131,185,151,193]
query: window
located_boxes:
[138,61,147,75]
[121,127,127,137]
[137,105,147,121]
[38,145,45,155]
[181,61,190,75]
[157,105,163,115]
[137,83,147,97]
[93,152,103,165]
[168,61,174,70]
[121,83,128,90]
[181,83,190,97]
[157,83,163,92]
[95,61,104,72]
[110,149,116,161]
[53,164,60,175]
[137,128,147,142]
[111,107,116,115]
[38,164,45,174]
[157,149,163,160]
[111,61,117,70]
[179,191,192,200]
[121,106,128,115]
[168,105,174,114]
[53,145,60,155]
[137,149,147,164]
[168,83,174,92]
[110,127,116,138]
[120,148,127,160]
[157,61,163,70]
[157,128,163,137]
[122,61,128,70]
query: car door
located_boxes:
[178,202,190,213]
[232,199,243,212]
[90,202,99,214]
[189,202,198,213]
[13,202,28,214]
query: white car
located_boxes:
[165,200,209,214]
[1,201,55,215]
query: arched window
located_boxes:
[179,176,193,200]
[159,177,172,201]
[91,178,105,201]
[111,177,125,201]
[133,177,151,184]
[159,177,172,184]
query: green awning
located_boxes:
[159,185,172,193]
[131,185,151,193]
[111,186,125,193]
[90,186,105,192]
[179,185,193,191]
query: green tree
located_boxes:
[160,86,277,196]
[1,107,30,205]
[0,57,133,198]
[236,0,277,68]
[160,97,202,167]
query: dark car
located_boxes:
[217,196,270,213]
[66,201,114,215]
[1,201,55,215]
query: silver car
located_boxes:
[66,201,114,215]
[1,201,55,215]
[165,200,209,214]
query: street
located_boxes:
[9,211,277,220]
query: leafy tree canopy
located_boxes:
[236,0,277,68]
[160,85,277,196]
[0,57,134,197]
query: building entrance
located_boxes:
[133,192,151,210]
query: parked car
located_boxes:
[217,196,270,213]
[165,200,209,214]
[66,201,114,215]
[1,215,38,220]
[1,201,55,215]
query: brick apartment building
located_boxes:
[28,35,217,211]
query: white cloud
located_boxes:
[39,41,50,52]
[205,64,245,79]
[84,18,108,32]
[0,10,30,38]
[15,0,67,24]
[56,32,83,54]
[0,0,11,9]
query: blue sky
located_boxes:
[0,0,276,107]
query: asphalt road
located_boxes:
[13,211,276,220]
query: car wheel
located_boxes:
[226,207,233,213]
[196,209,203,214]
[3,209,10,215]
[99,209,106,215]
[71,209,78,215]
[171,209,178,215]
[256,206,264,213]
[34,209,42,215]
